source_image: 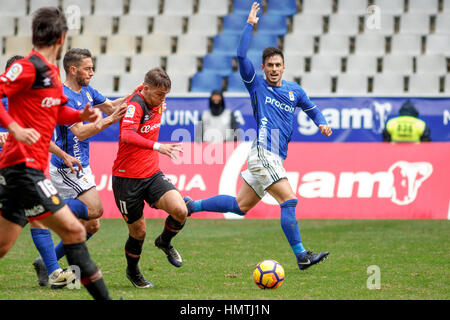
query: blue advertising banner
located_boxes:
[90,97,449,142]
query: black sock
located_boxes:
[63,242,110,300]
[161,215,185,244]
[125,235,144,273]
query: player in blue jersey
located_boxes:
[30,48,131,287]
[185,2,332,270]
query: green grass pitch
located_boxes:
[0,219,448,300]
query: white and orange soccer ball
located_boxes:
[252,259,285,289]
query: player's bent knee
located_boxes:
[85,219,100,235]
[171,205,188,223]
[61,221,87,244]
[128,220,146,240]
[88,206,103,220]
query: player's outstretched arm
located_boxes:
[237,2,260,83]
[96,83,144,116]
[70,102,127,141]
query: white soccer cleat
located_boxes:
[48,268,76,289]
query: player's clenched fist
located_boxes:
[319,125,332,137]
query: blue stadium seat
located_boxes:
[267,0,298,16]
[227,72,247,92]
[246,52,264,74]
[248,34,279,54]
[202,54,234,76]
[233,0,261,15]
[257,14,288,36]
[212,34,241,56]
[222,14,248,34]
[191,71,223,92]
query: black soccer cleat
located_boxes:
[32,257,49,287]
[297,251,329,270]
[154,235,183,268]
[184,196,194,216]
[126,267,154,289]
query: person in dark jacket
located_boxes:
[195,90,239,142]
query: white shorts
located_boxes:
[240,146,287,199]
[49,163,96,199]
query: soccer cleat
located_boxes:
[184,196,194,216]
[48,268,77,289]
[154,235,183,268]
[297,251,329,270]
[32,257,49,287]
[126,267,154,289]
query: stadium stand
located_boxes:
[227,71,247,92]
[128,0,159,16]
[62,0,92,16]
[191,71,223,92]
[0,0,448,95]
[266,0,297,16]
[0,0,27,16]
[29,0,59,15]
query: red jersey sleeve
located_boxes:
[120,102,156,149]
[0,60,35,128]
[0,60,35,97]
[57,104,82,125]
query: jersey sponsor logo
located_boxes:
[41,97,62,108]
[140,123,160,133]
[5,63,23,81]
[265,96,295,113]
[125,105,135,118]
[24,204,45,218]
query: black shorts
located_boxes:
[112,171,177,224]
[0,163,66,227]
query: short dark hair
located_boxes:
[144,67,171,90]
[262,47,284,65]
[63,48,92,73]
[32,7,68,48]
[5,55,24,71]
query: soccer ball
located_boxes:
[253,259,285,289]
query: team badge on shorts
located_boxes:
[51,195,60,205]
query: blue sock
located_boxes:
[193,195,245,215]
[65,198,89,220]
[280,199,306,257]
[30,228,60,275]
[55,233,93,261]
